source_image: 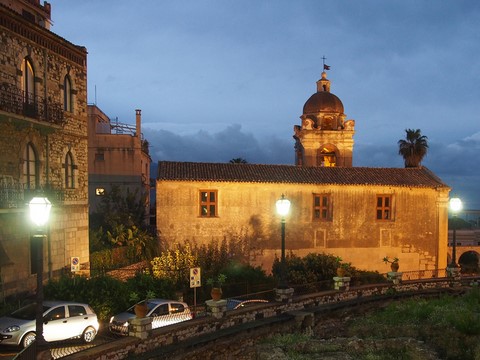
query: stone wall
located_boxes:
[0,3,89,296]
[156,179,449,274]
[64,276,475,360]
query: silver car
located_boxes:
[109,299,192,335]
[0,301,99,348]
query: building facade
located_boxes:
[0,0,89,297]
[156,72,451,274]
[87,105,151,222]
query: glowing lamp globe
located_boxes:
[29,196,52,227]
[449,197,462,214]
[276,194,291,217]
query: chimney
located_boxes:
[135,109,141,138]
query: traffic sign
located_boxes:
[190,267,201,288]
[71,257,80,272]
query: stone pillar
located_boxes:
[129,317,152,339]
[205,299,227,319]
[275,287,294,303]
[446,267,462,286]
[333,276,351,291]
[387,272,403,285]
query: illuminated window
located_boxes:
[23,142,38,190]
[319,147,336,167]
[64,75,73,112]
[199,190,217,217]
[64,151,75,188]
[313,194,331,221]
[95,188,105,196]
[376,195,393,220]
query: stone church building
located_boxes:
[156,72,451,275]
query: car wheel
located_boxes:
[22,332,36,348]
[82,326,97,343]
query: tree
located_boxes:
[398,129,429,167]
[229,158,248,164]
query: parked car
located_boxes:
[109,299,192,335]
[226,299,269,310]
[0,301,99,348]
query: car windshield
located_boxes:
[10,304,51,320]
[126,300,162,315]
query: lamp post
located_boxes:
[275,194,291,289]
[448,197,462,268]
[29,196,52,349]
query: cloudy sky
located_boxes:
[50,1,480,209]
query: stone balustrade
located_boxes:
[63,275,479,360]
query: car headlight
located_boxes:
[4,325,20,333]
[122,322,129,327]
[109,316,114,323]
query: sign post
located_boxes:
[190,267,201,316]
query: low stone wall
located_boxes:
[64,276,477,360]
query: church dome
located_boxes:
[303,91,344,114]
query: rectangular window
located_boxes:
[313,194,331,221]
[199,190,217,217]
[95,188,105,196]
[95,153,104,161]
[376,195,392,220]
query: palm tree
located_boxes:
[398,129,429,167]
[229,158,248,164]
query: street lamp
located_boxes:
[28,196,52,348]
[275,194,291,288]
[449,197,462,268]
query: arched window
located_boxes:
[21,58,35,115]
[64,75,73,112]
[319,146,337,167]
[65,151,75,188]
[23,142,38,190]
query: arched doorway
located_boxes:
[458,251,480,274]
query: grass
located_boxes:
[262,287,480,359]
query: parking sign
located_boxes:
[71,257,80,272]
[190,267,201,288]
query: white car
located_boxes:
[0,301,99,348]
[109,299,192,335]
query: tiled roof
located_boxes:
[157,161,450,189]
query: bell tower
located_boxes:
[293,71,355,167]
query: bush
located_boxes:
[44,274,128,321]
[125,272,176,302]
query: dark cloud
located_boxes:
[147,124,480,209]
[148,124,292,165]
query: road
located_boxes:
[0,323,120,359]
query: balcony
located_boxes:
[0,83,64,126]
[0,176,64,210]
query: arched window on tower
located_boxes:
[64,151,75,188]
[64,75,73,112]
[24,142,38,190]
[319,146,337,167]
[21,58,35,116]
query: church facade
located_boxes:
[156,72,451,274]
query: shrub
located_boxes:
[44,274,128,321]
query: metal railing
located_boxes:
[0,82,64,126]
[0,180,65,209]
